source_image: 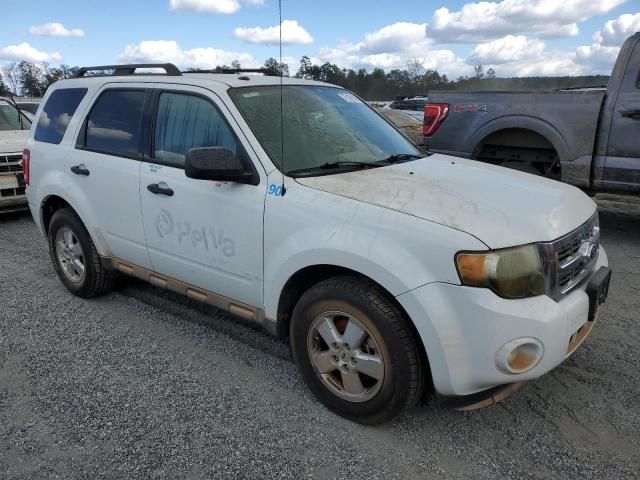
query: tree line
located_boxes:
[1,57,609,100]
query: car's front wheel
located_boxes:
[290,275,425,424]
[48,208,115,298]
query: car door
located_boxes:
[69,84,153,268]
[139,85,265,308]
[604,39,640,192]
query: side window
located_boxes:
[35,89,87,144]
[82,90,146,157]
[153,92,237,168]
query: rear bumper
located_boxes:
[397,247,609,397]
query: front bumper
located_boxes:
[0,173,27,213]
[0,192,27,213]
[397,247,609,397]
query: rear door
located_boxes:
[68,84,152,268]
[139,85,265,308]
[605,39,640,191]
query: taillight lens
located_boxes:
[423,103,449,137]
[22,149,30,185]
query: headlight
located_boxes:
[455,245,546,299]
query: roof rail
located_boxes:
[184,68,280,76]
[73,63,182,78]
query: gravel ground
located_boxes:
[1,195,639,479]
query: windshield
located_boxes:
[229,85,423,176]
[0,100,32,131]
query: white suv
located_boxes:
[25,64,611,424]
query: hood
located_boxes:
[295,155,596,249]
[0,130,29,154]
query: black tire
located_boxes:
[48,207,116,298]
[290,275,424,424]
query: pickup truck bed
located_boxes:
[425,33,640,195]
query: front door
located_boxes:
[68,85,152,268]
[139,86,265,307]
[605,39,640,192]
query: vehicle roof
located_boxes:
[51,73,336,91]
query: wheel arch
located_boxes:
[274,263,433,394]
[467,116,569,163]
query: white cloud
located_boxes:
[462,34,585,76]
[118,40,257,69]
[359,22,429,54]
[169,0,261,14]
[468,35,545,64]
[429,0,626,43]
[576,43,621,71]
[0,43,62,63]
[29,22,85,38]
[594,12,640,46]
[313,22,470,78]
[234,20,314,45]
[571,12,639,74]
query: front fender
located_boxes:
[263,180,486,320]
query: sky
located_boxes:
[2,0,640,78]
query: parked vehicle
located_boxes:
[384,96,428,121]
[25,64,611,424]
[0,97,31,213]
[14,98,42,116]
[378,109,424,145]
[424,33,640,195]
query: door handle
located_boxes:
[620,109,640,119]
[147,183,174,196]
[70,164,90,176]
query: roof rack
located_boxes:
[185,68,280,76]
[73,63,182,78]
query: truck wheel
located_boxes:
[290,275,424,424]
[48,208,116,298]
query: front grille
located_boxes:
[545,213,600,299]
[0,153,23,174]
[0,187,25,197]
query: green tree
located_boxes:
[486,67,496,79]
[296,55,312,79]
[263,57,289,77]
[18,61,44,97]
[0,72,8,96]
[473,64,485,80]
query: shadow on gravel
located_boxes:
[116,277,294,363]
[0,210,32,223]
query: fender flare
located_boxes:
[466,115,570,163]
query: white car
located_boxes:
[0,97,31,213]
[25,64,611,424]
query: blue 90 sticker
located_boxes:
[268,184,284,196]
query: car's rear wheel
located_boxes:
[290,275,424,424]
[48,208,116,298]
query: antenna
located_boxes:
[279,0,286,196]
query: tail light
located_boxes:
[423,103,449,137]
[21,149,30,185]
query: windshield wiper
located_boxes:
[288,161,378,175]
[377,153,426,164]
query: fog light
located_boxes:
[495,338,543,374]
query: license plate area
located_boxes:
[586,266,612,322]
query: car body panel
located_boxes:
[296,155,596,249]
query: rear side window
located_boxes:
[153,92,237,168]
[35,88,87,144]
[82,90,146,157]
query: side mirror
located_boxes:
[185,147,256,184]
